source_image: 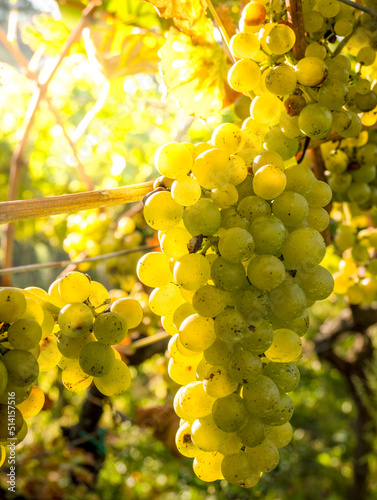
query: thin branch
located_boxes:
[0,26,32,75]
[1,1,101,286]
[286,0,306,61]
[0,244,159,276]
[46,95,95,191]
[0,181,154,225]
[336,0,377,18]
[126,331,171,350]
[203,0,236,64]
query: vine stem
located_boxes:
[1,1,101,287]
[123,331,170,351]
[285,0,306,61]
[0,244,159,276]
[0,181,154,225]
[337,0,377,18]
[203,0,236,64]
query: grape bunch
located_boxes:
[332,221,377,304]
[137,118,336,485]
[0,271,143,467]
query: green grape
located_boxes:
[279,110,302,139]
[211,257,247,291]
[144,191,184,230]
[228,155,248,186]
[317,0,340,16]
[79,341,115,377]
[240,320,274,353]
[0,383,32,405]
[211,123,243,154]
[155,142,193,178]
[93,311,128,345]
[306,180,332,207]
[211,184,239,209]
[282,227,326,269]
[7,318,42,350]
[266,24,296,54]
[348,182,371,204]
[196,358,213,381]
[230,32,260,59]
[303,10,324,32]
[179,381,216,418]
[179,314,216,352]
[183,199,221,236]
[160,226,191,259]
[271,281,307,320]
[88,281,110,313]
[237,196,271,222]
[298,104,333,140]
[192,285,227,318]
[173,302,196,330]
[193,451,224,482]
[40,309,55,339]
[23,297,44,324]
[317,79,348,111]
[334,18,354,36]
[0,404,24,441]
[168,333,198,360]
[16,385,45,418]
[57,331,94,359]
[247,254,286,291]
[149,284,184,316]
[221,207,250,230]
[242,375,281,416]
[246,439,280,472]
[204,337,233,366]
[48,278,67,308]
[228,349,262,383]
[295,265,334,301]
[218,432,243,455]
[236,416,266,447]
[221,451,262,487]
[191,149,231,189]
[0,288,27,324]
[212,393,249,433]
[336,111,362,138]
[110,298,143,329]
[0,361,8,398]
[58,302,93,338]
[62,359,93,392]
[249,216,288,255]
[357,46,376,66]
[234,94,252,119]
[228,59,261,93]
[218,227,255,263]
[265,422,293,448]
[214,308,247,343]
[285,164,316,197]
[263,362,300,392]
[250,93,283,126]
[252,165,287,201]
[169,352,201,386]
[38,335,62,372]
[137,251,173,288]
[265,329,302,362]
[305,41,327,59]
[94,359,131,396]
[241,1,266,29]
[295,57,327,86]
[265,64,297,96]
[307,204,329,232]
[176,421,203,458]
[191,413,227,452]
[2,350,39,387]
[263,127,299,160]
[58,271,91,303]
[234,285,272,325]
[171,176,202,206]
[272,191,309,227]
[252,151,285,173]
[203,366,238,398]
[263,394,294,425]
[173,253,210,291]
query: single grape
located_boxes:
[79,341,116,376]
[93,311,128,345]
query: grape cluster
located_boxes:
[137,120,335,484]
[333,221,377,304]
[0,271,143,466]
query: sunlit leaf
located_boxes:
[142,0,206,25]
[159,28,237,119]
[216,4,237,39]
[20,14,70,56]
[174,15,214,44]
[90,25,164,79]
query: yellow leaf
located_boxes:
[143,0,206,26]
[159,28,237,119]
[174,15,214,44]
[90,25,164,80]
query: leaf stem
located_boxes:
[203,0,236,63]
